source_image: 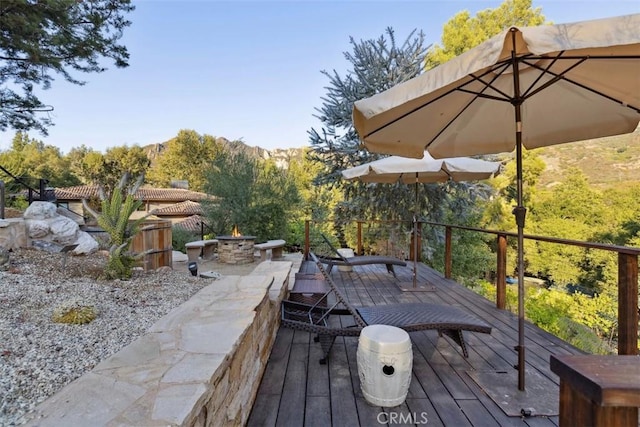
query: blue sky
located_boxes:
[1,0,638,154]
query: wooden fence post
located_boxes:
[618,252,638,355]
[496,234,507,310]
[304,220,310,261]
[445,226,452,279]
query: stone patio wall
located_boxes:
[0,218,28,250]
[25,260,295,426]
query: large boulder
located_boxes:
[27,220,50,239]
[49,216,80,246]
[74,232,100,254]
[24,201,58,220]
[56,206,86,226]
[24,202,98,255]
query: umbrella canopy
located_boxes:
[342,151,501,290]
[353,14,640,159]
[351,13,640,390]
[342,151,501,183]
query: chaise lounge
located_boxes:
[281,252,492,364]
[316,233,407,277]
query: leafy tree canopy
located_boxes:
[65,143,149,194]
[309,28,433,225]
[0,0,134,134]
[203,150,300,242]
[146,130,225,192]
[309,25,504,251]
[425,0,546,69]
[0,131,79,191]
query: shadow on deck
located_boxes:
[248,260,585,426]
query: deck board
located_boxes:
[276,339,308,426]
[249,260,592,426]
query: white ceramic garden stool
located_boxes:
[357,324,413,407]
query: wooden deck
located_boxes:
[248,260,587,427]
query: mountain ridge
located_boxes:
[143,127,640,189]
[142,136,306,170]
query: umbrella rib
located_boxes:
[522,56,640,112]
[459,60,523,102]
[527,53,640,60]
[362,62,512,140]
[464,61,514,101]
[519,51,569,100]
[424,63,517,150]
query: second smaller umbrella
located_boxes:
[342,151,501,290]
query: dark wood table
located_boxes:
[550,354,640,427]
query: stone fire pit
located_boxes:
[216,235,256,264]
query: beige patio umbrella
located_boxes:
[342,151,501,291]
[352,14,640,390]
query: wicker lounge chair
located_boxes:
[316,233,407,277]
[281,252,492,364]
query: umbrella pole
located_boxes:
[412,214,418,288]
[399,175,434,291]
[514,138,526,391]
[511,33,526,391]
[413,178,418,288]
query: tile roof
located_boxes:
[152,200,203,216]
[129,212,162,220]
[174,215,208,234]
[53,185,210,202]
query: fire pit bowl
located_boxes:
[216,235,257,264]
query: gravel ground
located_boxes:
[0,248,210,426]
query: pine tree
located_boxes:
[0,0,134,134]
[308,28,488,247]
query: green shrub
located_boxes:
[470,280,518,311]
[555,317,614,354]
[172,227,199,253]
[525,287,573,336]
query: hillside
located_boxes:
[536,127,640,189]
[143,136,306,170]
[140,127,640,189]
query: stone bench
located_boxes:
[185,239,218,262]
[254,239,286,261]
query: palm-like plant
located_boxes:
[83,173,149,279]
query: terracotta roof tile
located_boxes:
[153,200,203,215]
[53,185,210,202]
[52,185,99,199]
[174,215,208,234]
[136,188,209,201]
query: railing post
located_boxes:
[357,221,363,255]
[0,180,4,219]
[444,226,452,278]
[496,234,507,309]
[304,220,310,260]
[39,179,47,201]
[618,252,638,355]
[411,221,423,261]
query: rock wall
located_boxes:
[0,218,28,251]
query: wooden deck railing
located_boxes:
[304,219,639,356]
